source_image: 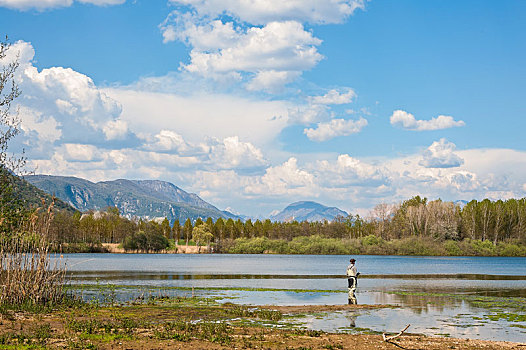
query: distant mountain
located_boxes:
[26,175,240,223]
[270,201,348,222]
[0,170,75,213]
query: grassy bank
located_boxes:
[0,295,519,350]
[223,235,526,256]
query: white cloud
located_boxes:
[18,106,62,143]
[309,88,356,105]
[245,158,315,196]
[419,138,464,168]
[104,87,289,147]
[390,110,465,131]
[3,41,129,153]
[177,20,323,87]
[316,154,391,187]
[288,104,330,124]
[61,144,100,162]
[304,117,367,141]
[245,70,301,93]
[102,119,129,140]
[208,136,266,169]
[148,130,192,153]
[168,0,366,25]
[0,0,124,10]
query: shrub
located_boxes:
[470,240,497,256]
[123,231,169,252]
[361,234,382,246]
[444,240,463,256]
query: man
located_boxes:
[346,258,359,304]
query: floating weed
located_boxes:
[486,312,526,322]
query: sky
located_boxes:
[1,0,525,217]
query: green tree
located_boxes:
[161,217,171,240]
[172,219,180,244]
[183,218,193,246]
[192,224,214,253]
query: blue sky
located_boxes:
[1,0,525,217]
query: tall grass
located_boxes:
[0,200,66,305]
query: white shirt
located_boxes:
[346,263,357,277]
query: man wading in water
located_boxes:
[346,258,359,304]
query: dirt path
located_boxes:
[101,243,210,254]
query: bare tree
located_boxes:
[0,37,24,174]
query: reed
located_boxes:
[0,200,66,305]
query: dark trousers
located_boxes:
[347,277,357,289]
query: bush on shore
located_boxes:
[122,231,169,253]
[222,235,526,257]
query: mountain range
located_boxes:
[26,175,350,223]
[26,175,239,223]
[270,201,348,222]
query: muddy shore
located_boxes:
[1,299,523,350]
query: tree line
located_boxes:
[45,196,526,254]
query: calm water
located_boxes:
[58,254,526,342]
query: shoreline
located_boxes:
[58,243,525,257]
[1,298,523,349]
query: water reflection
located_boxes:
[61,254,526,342]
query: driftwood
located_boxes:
[382,324,411,342]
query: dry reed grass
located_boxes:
[0,199,66,305]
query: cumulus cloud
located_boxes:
[316,154,391,188]
[18,106,62,144]
[0,0,125,10]
[142,130,266,170]
[446,171,480,191]
[245,158,315,196]
[419,138,464,168]
[146,130,192,153]
[60,143,101,162]
[288,104,330,125]
[208,136,266,169]
[2,41,130,152]
[390,110,465,131]
[168,0,366,25]
[304,117,367,141]
[159,0,367,91]
[309,88,356,105]
[245,70,301,93]
[168,19,323,89]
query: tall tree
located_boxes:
[0,37,25,234]
[172,219,180,244]
[183,218,193,246]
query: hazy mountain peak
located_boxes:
[270,201,348,222]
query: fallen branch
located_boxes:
[382,324,410,342]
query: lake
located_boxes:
[59,254,526,342]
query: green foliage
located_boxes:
[361,234,382,246]
[192,224,213,247]
[122,231,169,252]
[470,239,497,256]
[443,240,462,256]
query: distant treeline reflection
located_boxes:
[66,272,526,281]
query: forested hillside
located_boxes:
[26,175,239,223]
